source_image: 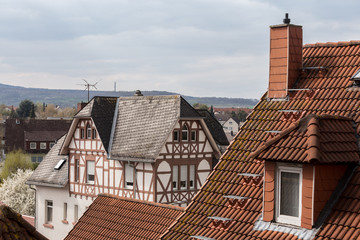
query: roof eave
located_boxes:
[26,180,67,188]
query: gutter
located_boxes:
[26,181,67,188]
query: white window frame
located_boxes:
[40,142,47,149]
[86,160,95,184]
[180,165,188,189]
[172,165,178,190]
[45,200,53,224]
[275,164,302,226]
[30,142,36,149]
[181,124,188,141]
[86,124,91,139]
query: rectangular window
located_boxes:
[125,163,134,188]
[31,156,37,163]
[75,159,79,182]
[50,142,55,149]
[276,165,302,226]
[180,165,187,189]
[172,165,178,190]
[37,156,43,162]
[173,130,179,142]
[191,131,196,141]
[92,129,97,139]
[45,200,53,223]
[81,129,85,139]
[86,160,95,184]
[87,127,91,139]
[40,142,47,149]
[189,165,195,189]
[30,142,36,149]
[63,203,67,221]
[74,205,78,222]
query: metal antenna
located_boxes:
[78,79,99,102]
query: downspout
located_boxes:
[29,185,37,229]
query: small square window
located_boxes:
[30,142,36,149]
[40,142,47,149]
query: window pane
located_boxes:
[191,131,196,141]
[180,165,187,189]
[173,165,178,189]
[173,131,179,141]
[125,164,133,188]
[189,165,195,188]
[280,172,300,217]
[87,161,95,183]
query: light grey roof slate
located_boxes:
[75,100,93,118]
[110,95,195,161]
[26,135,68,187]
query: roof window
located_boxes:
[351,69,360,86]
[54,158,66,170]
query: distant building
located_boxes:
[27,94,228,240]
[5,118,71,162]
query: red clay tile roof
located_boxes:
[65,194,184,240]
[161,41,360,240]
[250,115,360,163]
[0,205,47,240]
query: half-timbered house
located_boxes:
[27,94,228,240]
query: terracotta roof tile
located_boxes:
[65,194,183,240]
[162,40,360,240]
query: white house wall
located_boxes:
[35,185,92,240]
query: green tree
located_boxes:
[237,110,248,122]
[193,103,209,110]
[16,100,36,118]
[1,150,34,180]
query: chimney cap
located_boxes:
[283,13,290,24]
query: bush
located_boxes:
[0,169,35,216]
[1,150,34,180]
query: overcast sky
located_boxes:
[0,0,359,99]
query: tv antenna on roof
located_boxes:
[78,79,99,102]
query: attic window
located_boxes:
[54,158,66,170]
[182,124,189,141]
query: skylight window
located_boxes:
[351,69,360,80]
[54,158,66,170]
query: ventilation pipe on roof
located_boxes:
[268,13,303,99]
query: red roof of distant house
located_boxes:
[161,40,360,239]
[213,107,252,114]
[65,194,184,240]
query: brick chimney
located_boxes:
[77,102,87,112]
[268,13,303,99]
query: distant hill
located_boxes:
[0,83,258,108]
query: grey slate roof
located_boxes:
[109,95,202,162]
[196,109,229,146]
[75,96,117,151]
[27,135,68,187]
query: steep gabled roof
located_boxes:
[109,95,203,162]
[0,205,47,240]
[250,115,360,163]
[64,194,184,240]
[162,42,360,239]
[74,96,117,151]
[27,135,68,187]
[196,109,229,146]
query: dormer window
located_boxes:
[276,165,302,226]
[182,124,188,141]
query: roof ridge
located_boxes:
[98,193,185,211]
[304,40,360,48]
